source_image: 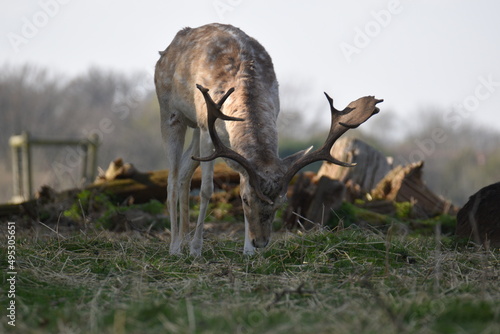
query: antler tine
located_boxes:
[280,92,382,194]
[192,85,273,204]
[195,84,241,122]
[216,87,235,108]
[192,85,243,162]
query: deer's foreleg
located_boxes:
[179,129,200,245]
[190,131,215,256]
[162,110,187,255]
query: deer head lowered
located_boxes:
[155,23,382,256]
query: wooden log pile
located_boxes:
[2,141,458,233]
[0,158,240,220]
[285,137,457,229]
[89,158,240,203]
[371,161,456,217]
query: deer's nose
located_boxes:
[252,237,269,248]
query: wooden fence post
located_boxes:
[21,131,33,200]
[8,132,100,203]
[9,131,32,203]
[10,135,22,202]
[87,134,99,182]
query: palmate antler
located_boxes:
[280,93,383,193]
[193,84,383,203]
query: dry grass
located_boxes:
[1,222,499,333]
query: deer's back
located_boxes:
[155,23,279,127]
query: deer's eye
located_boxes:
[242,196,249,206]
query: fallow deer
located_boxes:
[154,23,382,256]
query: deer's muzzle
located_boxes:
[252,237,269,248]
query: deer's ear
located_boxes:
[282,146,313,168]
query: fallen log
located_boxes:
[0,186,79,223]
[89,159,240,203]
[0,201,32,217]
[0,160,240,219]
[371,161,456,218]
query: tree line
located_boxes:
[1,64,498,205]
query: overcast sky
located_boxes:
[2,0,500,136]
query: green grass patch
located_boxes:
[62,190,169,231]
[328,201,457,236]
[1,226,499,333]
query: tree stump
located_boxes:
[456,182,500,247]
[283,173,345,230]
[316,137,391,201]
[283,173,315,229]
[305,176,345,227]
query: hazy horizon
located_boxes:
[2,0,500,136]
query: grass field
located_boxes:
[1,217,500,333]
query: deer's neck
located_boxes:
[223,85,280,166]
[187,24,281,165]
